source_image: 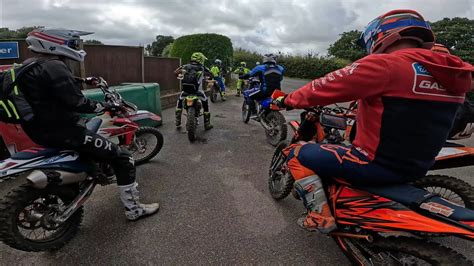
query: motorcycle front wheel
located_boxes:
[0,184,83,252]
[129,127,164,165]
[242,101,251,123]
[268,141,294,200]
[265,111,288,146]
[210,85,218,103]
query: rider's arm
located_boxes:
[174,66,184,76]
[284,55,390,108]
[241,65,263,79]
[44,60,103,113]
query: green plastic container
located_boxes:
[83,83,162,127]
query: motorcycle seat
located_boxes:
[11,147,61,160]
[362,184,474,221]
[86,117,102,133]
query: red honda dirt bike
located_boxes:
[269,104,474,264]
[92,78,164,165]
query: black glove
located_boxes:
[84,76,100,86]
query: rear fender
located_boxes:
[432,147,474,170]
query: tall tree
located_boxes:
[145,35,174,56]
[430,17,474,63]
[327,30,367,62]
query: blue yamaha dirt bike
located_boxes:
[241,78,287,146]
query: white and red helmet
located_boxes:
[26,28,93,62]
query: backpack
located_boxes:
[0,61,41,124]
[181,64,203,93]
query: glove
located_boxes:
[84,77,100,87]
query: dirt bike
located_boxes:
[0,78,164,252]
[209,78,225,103]
[241,79,287,146]
[93,78,163,165]
[183,94,204,142]
[268,105,474,264]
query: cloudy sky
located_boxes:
[1,0,473,54]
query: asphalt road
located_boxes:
[0,78,473,264]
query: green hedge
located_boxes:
[233,48,261,69]
[233,48,350,80]
[170,33,233,67]
[278,55,350,80]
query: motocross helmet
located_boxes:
[358,9,435,54]
[26,28,93,62]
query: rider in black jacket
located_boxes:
[20,28,159,221]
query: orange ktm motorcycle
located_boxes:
[269,104,474,264]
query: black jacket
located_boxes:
[19,57,100,129]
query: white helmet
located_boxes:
[263,54,277,64]
[214,59,222,65]
[26,28,93,62]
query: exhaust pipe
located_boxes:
[27,170,88,189]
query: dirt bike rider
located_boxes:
[233,61,250,96]
[19,28,159,221]
[431,43,474,140]
[274,10,474,233]
[210,59,227,101]
[240,54,285,116]
[174,52,213,130]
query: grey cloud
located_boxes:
[1,0,473,54]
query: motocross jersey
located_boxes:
[19,57,102,128]
[285,48,474,177]
[245,64,285,93]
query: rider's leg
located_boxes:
[216,77,226,100]
[236,79,242,96]
[284,143,414,232]
[176,92,185,128]
[198,91,213,130]
[248,88,265,115]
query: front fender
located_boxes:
[128,110,162,122]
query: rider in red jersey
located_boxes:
[276,10,474,233]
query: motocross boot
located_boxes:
[204,112,213,130]
[294,175,337,233]
[175,109,183,128]
[119,182,159,221]
[221,92,227,101]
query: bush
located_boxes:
[161,42,173,57]
[233,48,261,69]
[170,33,233,67]
[233,49,350,80]
[278,54,350,80]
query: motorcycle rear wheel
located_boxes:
[0,184,83,252]
[412,174,474,208]
[186,107,198,142]
[333,236,471,265]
